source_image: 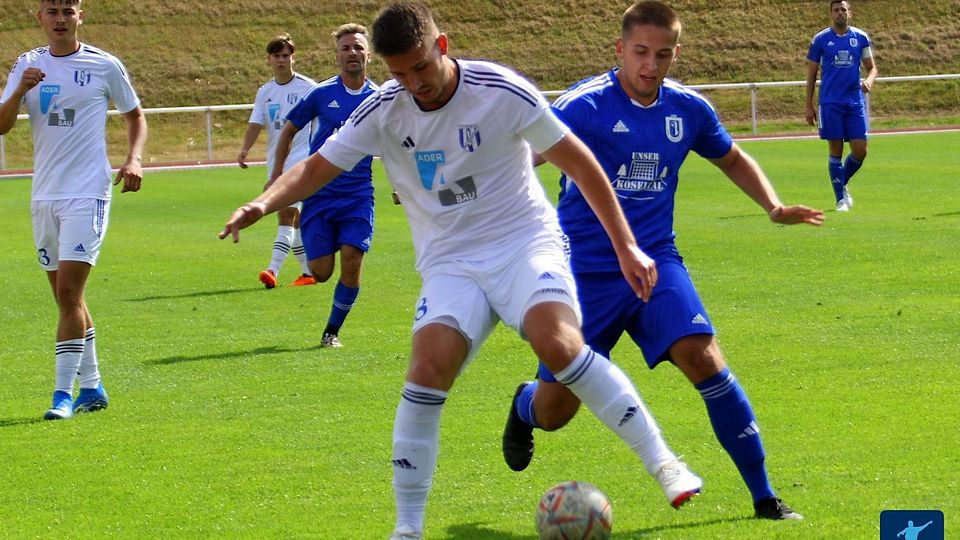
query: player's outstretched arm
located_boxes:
[540,133,657,301]
[114,106,147,193]
[219,152,343,242]
[711,144,824,226]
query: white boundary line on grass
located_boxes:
[1,127,958,179]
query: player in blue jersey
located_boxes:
[0,0,147,420]
[238,33,318,288]
[805,0,878,212]
[270,24,379,348]
[501,0,824,521]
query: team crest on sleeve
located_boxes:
[665,114,684,143]
[73,70,92,86]
[458,124,482,152]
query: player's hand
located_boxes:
[114,159,143,193]
[18,67,45,92]
[219,201,268,243]
[618,244,657,303]
[237,150,249,169]
[805,105,817,127]
[769,205,825,226]
[391,191,401,205]
[861,79,873,93]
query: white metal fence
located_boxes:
[2,73,958,172]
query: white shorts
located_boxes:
[411,232,580,360]
[31,198,111,271]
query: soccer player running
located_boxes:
[501,0,824,521]
[237,34,318,288]
[0,0,147,420]
[270,24,379,348]
[221,3,702,538]
[805,0,878,212]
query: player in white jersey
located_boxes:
[0,0,147,420]
[220,4,700,538]
[237,33,318,288]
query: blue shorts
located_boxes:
[300,196,374,259]
[538,258,714,382]
[818,101,867,141]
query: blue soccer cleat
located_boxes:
[73,383,109,414]
[43,391,74,420]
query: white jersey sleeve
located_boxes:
[519,108,570,154]
[317,91,382,172]
[248,85,267,126]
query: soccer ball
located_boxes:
[535,480,613,540]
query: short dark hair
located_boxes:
[621,1,681,40]
[830,0,848,7]
[332,23,368,41]
[372,2,437,57]
[266,33,294,55]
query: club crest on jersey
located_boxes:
[458,124,482,152]
[849,38,858,47]
[73,70,92,86]
[665,115,684,143]
[286,92,299,105]
[415,150,446,190]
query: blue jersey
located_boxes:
[285,75,379,200]
[552,69,732,273]
[807,26,872,105]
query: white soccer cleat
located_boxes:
[320,333,343,348]
[655,459,702,508]
[843,188,854,208]
[835,199,851,212]
[389,524,422,540]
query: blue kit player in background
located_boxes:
[502,0,825,521]
[805,0,878,212]
[271,23,379,348]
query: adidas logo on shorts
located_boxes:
[73,243,86,253]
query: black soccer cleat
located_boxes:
[502,382,535,472]
[754,497,804,520]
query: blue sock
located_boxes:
[842,155,863,185]
[326,282,360,332]
[696,368,774,503]
[828,156,845,202]
[515,381,540,428]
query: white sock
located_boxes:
[55,338,85,395]
[268,225,294,275]
[554,345,676,475]
[292,228,310,275]
[392,382,446,534]
[77,327,101,389]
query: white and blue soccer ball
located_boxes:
[535,480,613,540]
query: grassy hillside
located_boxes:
[1,1,959,167]
[2,1,958,105]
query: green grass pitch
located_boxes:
[0,132,957,538]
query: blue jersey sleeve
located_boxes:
[285,90,320,131]
[690,102,733,160]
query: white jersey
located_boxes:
[1,43,140,201]
[320,59,569,271]
[248,73,316,178]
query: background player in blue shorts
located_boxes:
[805,0,878,212]
[271,24,378,348]
[502,0,824,521]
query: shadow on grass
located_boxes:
[126,287,258,302]
[0,417,45,429]
[147,344,322,366]
[932,210,960,217]
[444,516,751,539]
[717,214,759,220]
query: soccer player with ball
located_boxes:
[502,0,823,521]
[0,0,147,420]
[221,3,703,538]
